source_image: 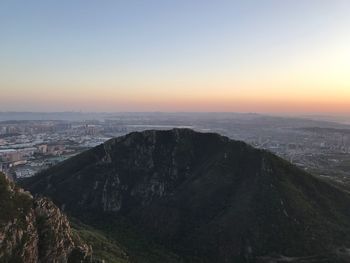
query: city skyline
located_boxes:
[1,0,350,114]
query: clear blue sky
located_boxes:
[1,0,350,113]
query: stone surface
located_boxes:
[0,173,93,263]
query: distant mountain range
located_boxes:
[15,129,350,262]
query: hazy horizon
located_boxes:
[1,0,349,113]
[0,110,350,119]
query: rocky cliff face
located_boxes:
[23,129,350,262]
[0,173,92,263]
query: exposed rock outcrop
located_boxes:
[0,173,92,263]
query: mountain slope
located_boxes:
[22,129,350,262]
[0,172,93,263]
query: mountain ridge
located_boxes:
[22,129,350,262]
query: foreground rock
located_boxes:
[0,173,93,263]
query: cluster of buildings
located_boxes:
[0,142,71,179]
[0,120,111,180]
[1,113,350,187]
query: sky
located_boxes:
[0,0,350,114]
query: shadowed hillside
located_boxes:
[22,129,350,262]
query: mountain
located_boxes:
[22,129,350,262]
[0,172,94,263]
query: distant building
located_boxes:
[85,125,99,136]
[47,144,66,155]
[14,165,36,178]
[38,144,48,154]
[0,149,21,162]
[0,162,11,172]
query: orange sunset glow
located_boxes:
[0,1,349,114]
